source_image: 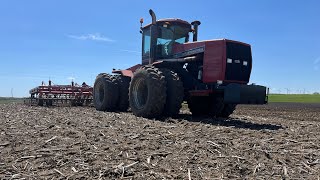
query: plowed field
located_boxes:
[0,103,319,179]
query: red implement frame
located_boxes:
[26,80,93,106]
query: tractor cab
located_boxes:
[140,11,194,65]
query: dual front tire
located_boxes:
[129,66,166,118]
[129,66,184,118]
[93,66,184,118]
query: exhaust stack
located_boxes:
[148,9,157,64]
[149,9,156,25]
[191,21,201,42]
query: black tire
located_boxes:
[129,66,166,118]
[188,96,224,117]
[47,100,53,106]
[116,75,131,112]
[77,100,84,106]
[93,73,119,111]
[161,69,184,117]
[208,97,224,117]
[71,100,77,106]
[188,96,210,116]
[219,104,237,118]
[37,99,44,106]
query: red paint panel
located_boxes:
[168,39,251,84]
[112,70,133,77]
[203,40,226,83]
[173,39,228,83]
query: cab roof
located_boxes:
[143,18,191,29]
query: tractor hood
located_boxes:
[172,39,250,57]
[172,39,252,84]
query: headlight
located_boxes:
[227,58,232,63]
[243,61,248,66]
[217,80,223,85]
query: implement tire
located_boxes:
[37,99,44,106]
[47,100,53,106]
[161,69,184,117]
[219,104,237,118]
[93,73,119,111]
[129,66,166,118]
[116,75,131,112]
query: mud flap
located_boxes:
[224,83,267,104]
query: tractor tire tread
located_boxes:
[129,65,166,118]
[93,73,119,111]
[161,68,184,117]
[116,75,131,112]
[219,104,237,118]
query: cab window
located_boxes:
[142,28,151,59]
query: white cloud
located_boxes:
[67,33,114,42]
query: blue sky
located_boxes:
[0,0,319,97]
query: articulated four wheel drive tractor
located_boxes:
[93,9,268,118]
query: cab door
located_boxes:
[142,28,151,65]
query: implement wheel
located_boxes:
[129,66,166,118]
[161,69,184,117]
[37,99,44,106]
[93,73,119,111]
[47,100,53,106]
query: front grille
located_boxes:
[225,42,252,83]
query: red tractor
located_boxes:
[93,10,267,118]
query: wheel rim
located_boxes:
[132,77,148,109]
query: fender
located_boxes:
[112,64,142,77]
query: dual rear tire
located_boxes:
[188,96,237,118]
[93,73,119,111]
[220,104,237,118]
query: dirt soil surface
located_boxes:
[0,103,319,179]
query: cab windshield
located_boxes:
[156,25,189,58]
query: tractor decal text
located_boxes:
[173,46,205,58]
